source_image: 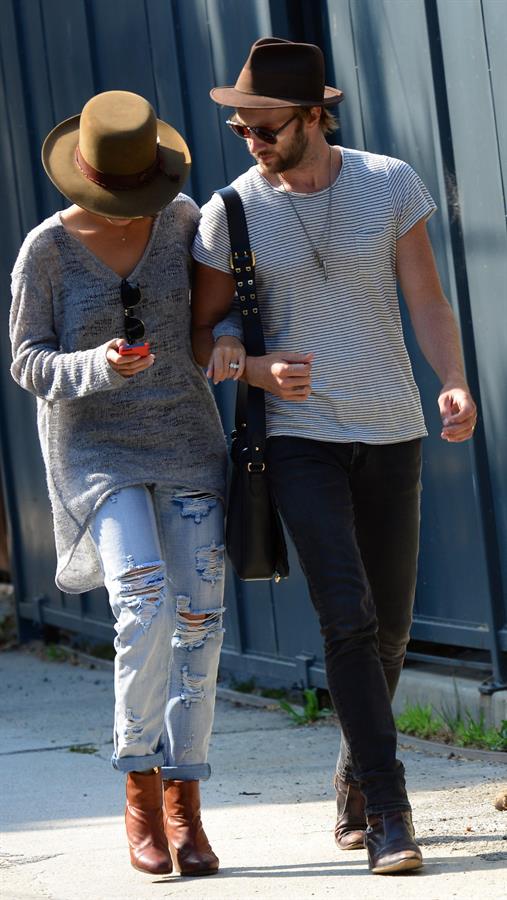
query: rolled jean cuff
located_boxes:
[112,750,165,773]
[161,763,211,782]
[365,800,412,817]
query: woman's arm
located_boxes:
[10,249,151,401]
[191,261,246,382]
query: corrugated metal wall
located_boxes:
[0,0,505,688]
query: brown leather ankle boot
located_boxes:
[334,776,367,850]
[365,809,423,874]
[163,779,218,876]
[125,769,172,875]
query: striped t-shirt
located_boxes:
[192,147,436,444]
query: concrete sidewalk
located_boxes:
[1,647,506,900]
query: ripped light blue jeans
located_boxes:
[89,484,225,781]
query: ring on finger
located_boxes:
[229,361,240,370]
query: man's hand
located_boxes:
[207,336,246,383]
[246,351,314,401]
[438,384,477,442]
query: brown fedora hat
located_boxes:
[210,37,343,109]
[42,90,191,218]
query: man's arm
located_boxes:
[397,219,477,442]
[191,261,313,400]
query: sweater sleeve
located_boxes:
[212,298,244,341]
[10,235,126,401]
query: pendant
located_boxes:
[315,252,328,281]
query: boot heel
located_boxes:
[163,779,219,876]
[125,770,172,875]
[365,810,423,875]
[334,777,366,850]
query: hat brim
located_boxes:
[210,84,343,109]
[42,114,191,218]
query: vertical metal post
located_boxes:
[424,0,506,692]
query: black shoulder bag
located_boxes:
[217,186,289,582]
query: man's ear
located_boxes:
[307,106,323,129]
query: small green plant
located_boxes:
[442,710,507,751]
[260,687,287,700]
[279,688,333,725]
[396,702,507,752]
[87,642,115,661]
[230,676,257,694]
[45,643,69,662]
[68,744,98,754]
[494,720,507,751]
[395,703,444,740]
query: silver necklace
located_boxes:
[106,217,132,242]
[278,147,333,281]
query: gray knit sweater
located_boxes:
[10,196,227,593]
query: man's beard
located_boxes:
[253,119,308,174]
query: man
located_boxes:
[191,38,476,875]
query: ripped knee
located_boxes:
[113,560,166,636]
[172,492,218,524]
[195,541,225,585]
[172,594,224,650]
[123,708,145,744]
[180,665,205,708]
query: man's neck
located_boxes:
[263,144,342,193]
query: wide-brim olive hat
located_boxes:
[210,37,343,109]
[42,90,191,218]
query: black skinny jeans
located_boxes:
[266,436,422,815]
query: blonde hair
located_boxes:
[297,106,339,135]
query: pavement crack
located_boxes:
[0,851,63,868]
[0,743,99,756]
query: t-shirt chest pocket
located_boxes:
[351,223,389,253]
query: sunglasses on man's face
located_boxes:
[225,113,298,145]
[120,279,145,343]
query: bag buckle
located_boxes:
[230,249,256,273]
[247,461,266,473]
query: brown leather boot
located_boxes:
[125,769,172,875]
[365,810,423,874]
[163,779,219,876]
[334,776,366,850]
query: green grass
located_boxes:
[229,676,257,694]
[44,643,69,662]
[395,702,507,752]
[395,703,444,740]
[259,687,288,700]
[68,744,98,754]
[442,710,507,751]
[279,688,333,725]
[86,642,115,661]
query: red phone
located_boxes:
[118,342,151,358]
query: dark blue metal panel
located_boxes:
[0,0,505,685]
[325,0,501,666]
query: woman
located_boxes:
[10,90,238,878]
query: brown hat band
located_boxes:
[74,145,164,190]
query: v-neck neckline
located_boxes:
[57,209,162,282]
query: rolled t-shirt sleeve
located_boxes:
[386,158,437,239]
[192,192,244,340]
[191,193,232,274]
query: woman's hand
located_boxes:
[106,339,155,378]
[206,336,246,384]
